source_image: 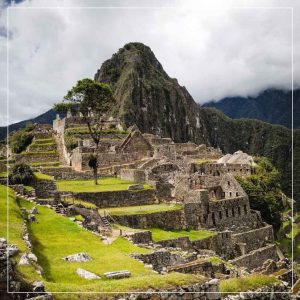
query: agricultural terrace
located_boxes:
[57,178,152,193]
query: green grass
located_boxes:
[220,274,280,294]
[33,138,55,144]
[149,228,216,242]
[30,161,60,167]
[57,178,152,193]
[99,203,182,216]
[0,185,40,283]
[34,172,54,181]
[22,151,57,155]
[24,185,34,191]
[0,171,8,177]
[62,197,97,209]
[17,198,204,294]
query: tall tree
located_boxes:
[54,78,115,184]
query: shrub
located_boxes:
[9,163,34,185]
[10,131,33,154]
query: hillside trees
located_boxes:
[54,78,115,184]
[236,157,285,231]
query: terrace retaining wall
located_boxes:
[74,189,157,208]
[229,244,279,271]
[232,225,274,254]
[113,209,186,230]
[112,279,221,299]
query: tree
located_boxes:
[54,78,115,184]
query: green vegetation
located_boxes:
[9,123,34,154]
[236,157,284,231]
[99,203,182,216]
[0,171,7,177]
[34,172,54,181]
[0,185,40,283]
[23,150,57,155]
[29,161,60,167]
[17,198,203,294]
[9,163,34,185]
[57,178,152,192]
[148,228,216,242]
[54,78,117,185]
[65,126,128,136]
[62,197,97,209]
[24,185,34,191]
[220,274,279,294]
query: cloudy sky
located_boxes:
[0,0,299,125]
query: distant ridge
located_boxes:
[203,89,299,129]
[0,109,65,140]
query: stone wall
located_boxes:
[167,259,214,278]
[157,236,191,250]
[113,279,220,300]
[113,209,186,230]
[229,244,279,271]
[129,231,152,244]
[16,152,59,163]
[74,189,157,208]
[204,163,252,177]
[134,250,198,273]
[34,179,57,199]
[120,169,146,182]
[206,197,260,231]
[232,225,274,254]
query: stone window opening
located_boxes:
[232,207,235,217]
[244,205,247,214]
[227,181,230,186]
[212,212,216,226]
[238,207,241,215]
[219,211,222,220]
[236,192,239,196]
[229,192,232,197]
[226,209,229,218]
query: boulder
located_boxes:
[28,214,37,223]
[63,252,91,262]
[28,253,38,262]
[76,268,100,280]
[128,184,144,190]
[19,253,30,265]
[103,270,131,279]
[32,281,45,293]
[7,244,19,256]
[30,206,39,214]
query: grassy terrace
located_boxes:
[0,171,8,177]
[113,224,216,243]
[15,197,204,296]
[34,172,54,181]
[99,203,182,216]
[57,178,152,193]
[149,228,216,242]
[220,274,279,294]
[29,161,60,167]
[0,185,40,283]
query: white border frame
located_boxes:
[5,4,294,296]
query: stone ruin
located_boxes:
[2,112,294,297]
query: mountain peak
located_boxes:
[94,42,168,85]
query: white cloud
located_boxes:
[0,0,298,125]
